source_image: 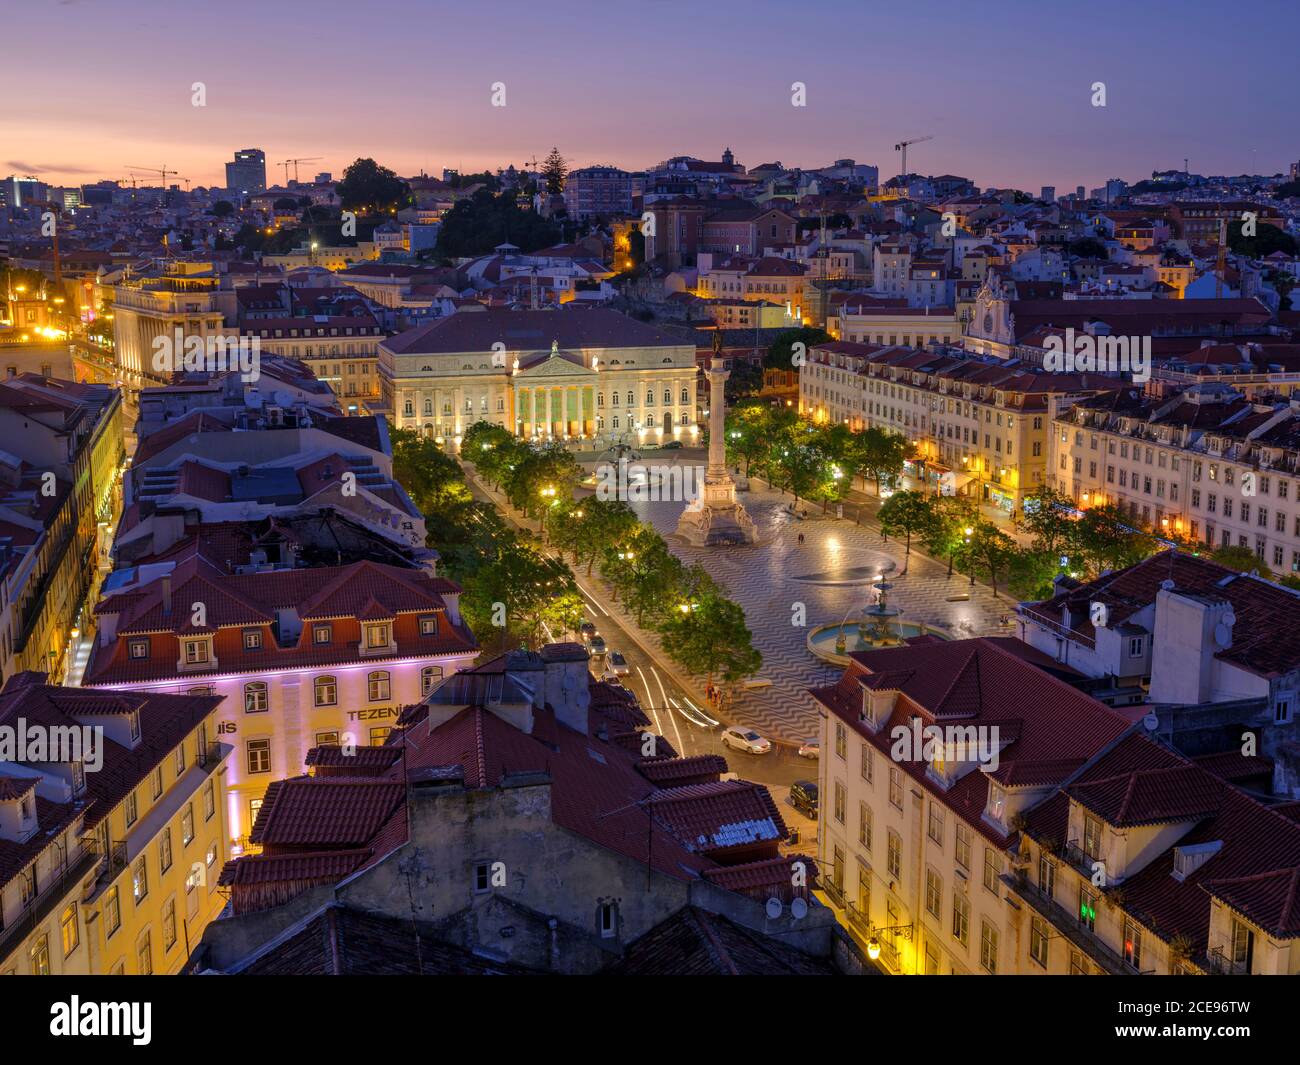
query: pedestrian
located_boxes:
[797,532,805,545]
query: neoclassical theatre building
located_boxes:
[379,307,700,446]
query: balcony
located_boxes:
[1001,871,1132,976]
[0,847,99,962]
[1204,946,1250,976]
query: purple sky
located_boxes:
[3,0,1295,191]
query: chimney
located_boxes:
[540,643,591,735]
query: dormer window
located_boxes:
[129,639,149,659]
[242,629,262,651]
[418,615,440,636]
[1082,812,1103,862]
[72,760,85,795]
[129,710,141,743]
[313,623,332,644]
[182,639,209,665]
[364,622,392,649]
[988,783,1006,823]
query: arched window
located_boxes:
[681,387,690,403]
[646,390,654,405]
[367,671,391,702]
[314,675,337,707]
[611,391,619,406]
[626,391,633,405]
[421,665,444,696]
[423,399,433,415]
[663,388,671,404]
[244,682,268,713]
[596,392,604,407]
[404,399,414,416]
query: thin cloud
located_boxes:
[5,161,99,175]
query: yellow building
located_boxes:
[0,676,231,975]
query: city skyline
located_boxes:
[2,0,1295,191]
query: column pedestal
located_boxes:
[676,357,757,546]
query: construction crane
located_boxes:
[280,157,322,185]
[126,164,180,187]
[893,135,934,183]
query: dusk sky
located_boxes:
[3,0,1295,191]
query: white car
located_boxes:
[797,739,820,759]
[604,650,630,676]
[720,727,772,755]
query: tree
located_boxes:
[435,187,562,257]
[878,490,935,574]
[211,200,234,218]
[1022,485,1079,558]
[273,197,299,211]
[1072,505,1158,575]
[1228,220,1298,259]
[766,326,830,371]
[459,535,581,649]
[658,592,761,684]
[923,496,978,578]
[851,425,910,496]
[1069,237,1109,259]
[541,147,568,195]
[966,522,1017,598]
[1211,544,1272,579]
[337,157,410,213]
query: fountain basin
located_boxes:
[807,620,947,665]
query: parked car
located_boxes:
[578,621,598,643]
[720,726,772,755]
[789,780,819,818]
[797,739,820,759]
[661,440,683,449]
[589,635,607,656]
[604,650,630,676]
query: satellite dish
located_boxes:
[1214,623,1231,648]
[1143,712,1159,731]
[765,897,783,919]
[1222,610,1236,629]
[791,897,809,920]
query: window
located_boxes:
[314,675,337,707]
[1123,918,1142,970]
[203,779,215,821]
[421,665,444,695]
[834,721,846,758]
[29,935,50,975]
[243,682,269,713]
[860,744,873,783]
[1029,916,1049,968]
[833,781,846,824]
[182,803,194,846]
[247,738,271,774]
[473,862,493,893]
[174,741,186,775]
[125,789,138,827]
[888,767,903,809]
[369,726,392,745]
[132,855,149,904]
[137,933,153,976]
[925,869,942,918]
[158,828,173,873]
[928,803,945,847]
[365,622,392,648]
[1082,813,1102,861]
[61,904,79,957]
[1037,853,1055,899]
[1079,884,1097,931]
[952,892,969,946]
[858,802,872,851]
[129,638,149,659]
[182,639,209,665]
[419,614,440,636]
[1231,917,1254,972]
[598,902,617,939]
[313,623,332,644]
[242,629,262,650]
[886,830,902,879]
[105,887,121,937]
[980,921,999,973]
[162,897,177,951]
[955,824,971,870]
[367,670,391,701]
[983,847,1000,892]
[152,766,163,799]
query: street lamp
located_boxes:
[865,923,914,962]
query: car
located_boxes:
[578,622,597,643]
[720,726,771,755]
[588,635,607,656]
[797,739,820,759]
[604,650,630,676]
[789,780,819,818]
[661,440,683,449]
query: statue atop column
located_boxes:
[676,332,757,546]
